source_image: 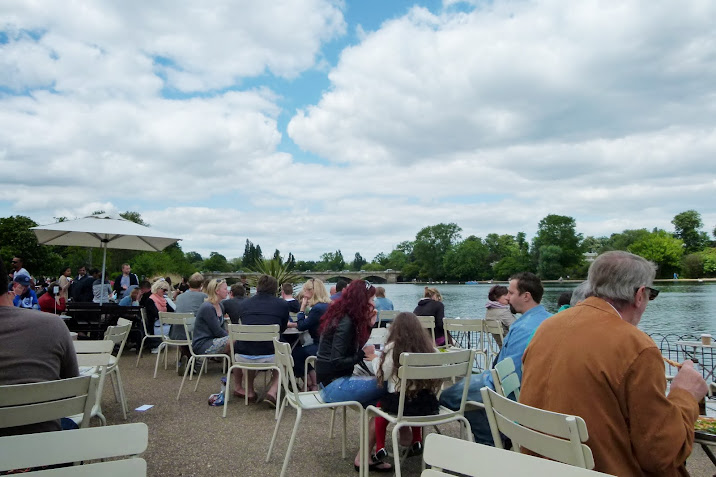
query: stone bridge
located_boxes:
[202,270,401,284]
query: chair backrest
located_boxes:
[104,322,131,359]
[483,319,505,348]
[289,312,299,323]
[416,315,436,343]
[480,386,594,469]
[421,433,608,477]
[377,310,400,326]
[159,312,194,342]
[490,356,520,400]
[396,349,474,417]
[117,317,133,327]
[139,307,151,336]
[443,318,485,350]
[0,422,149,475]
[0,375,98,430]
[273,338,301,403]
[73,339,113,418]
[228,324,280,362]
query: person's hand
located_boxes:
[287,322,297,328]
[363,344,375,356]
[671,360,708,401]
[301,296,309,310]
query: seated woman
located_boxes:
[316,280,391,472]
[38,281,66,314]
[484,285,515,346]
[191,278,230,361]
[145,280,175,338]
[287,278,330,391]
[413,287,446,346]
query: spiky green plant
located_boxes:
[248,259,304,294]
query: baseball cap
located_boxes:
[13,274,31,287]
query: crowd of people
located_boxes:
[1,251,709,475]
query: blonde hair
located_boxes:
[424,287,442,301]
[204,279,226,304]
[151,279,171,295]
[303,278,330,306]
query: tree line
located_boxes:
[2,210,715,281]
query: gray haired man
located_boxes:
[520,251,707,476]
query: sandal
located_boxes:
[354,454,393,473]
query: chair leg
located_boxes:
[279,408,302,477]
[329,407,336,438]
[223,367,232,418]
[266,395,288,462]
[342,406,347,458]
[194,357,207,392]
[244,370,249,405]
[391,423,403,477]
[135,337,146,367]
[109,369,119,402]
[114,367,128,420]
[274,369,281,420]
[153,343,164,378]
[177,357,194,400]
[164,343,169,370]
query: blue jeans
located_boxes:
[320,376,387,407]
[438,371,495,445]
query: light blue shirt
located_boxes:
[374,297,394,311]
[484,304,552,390]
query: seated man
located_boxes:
[0,258,79,436]
[439,272,551,444]
[234,275,290,406]
[281,282,300,313]
[12,274,40,310]
[222,283,246,324]
[521,252,707,475]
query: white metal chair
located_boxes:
[421,433,610,477]
[490,356,520,399]
[480,386,595,469]
[223,324,281,418]
[135,308,162,367]
[0,375,98,432]
[364,349,475,477]
[416,315,436,343]
[71,340,114,426]
[443,318,489,370]
[0,422,149,476]
[266,339,364,477]
[104,321,131,419]
[177,314,230,399]
[377,310,400,327]
[483,319,505,361]
[154,312,195,378]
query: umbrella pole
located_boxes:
[100,241,108,305]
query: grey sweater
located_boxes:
[169,290,208,340]
[192,301,227,354]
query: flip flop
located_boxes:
[233,390,258,402]
[264,394,277,408]
[354,455,393,473]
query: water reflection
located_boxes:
[366,282,716,337]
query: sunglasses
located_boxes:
[635,286,659,301]
[216,279,224,284]
[11,261,18,264]
[364,280,373,290]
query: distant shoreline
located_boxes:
[396,278,716,285]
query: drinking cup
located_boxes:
[701,334,712,346]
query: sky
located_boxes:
[1,0,715,262]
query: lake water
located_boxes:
[328,282,716,339]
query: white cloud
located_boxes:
[1,1,716,262]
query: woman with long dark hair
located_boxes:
[315,280,391,472]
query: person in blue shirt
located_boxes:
[11,274,40,310]
[373,286,394,311]
[439,272,552,445]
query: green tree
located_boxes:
[412,223,462,279]
[485,233,517,265]
[628,230,684,278]
[0,215,64,277]
[130,243,196,279]
[532,214,584,271]
[443,236,490,281]
[202,252,231,272]
[702,249,716,276]
[537,245,564,279]
[373,252,389,266]
[605,229,651,251]
[272,249,282,264]
[352,252,367,271]
[672,210,708,253]
[285,252,296,270]
[582,236,609,254]
[681,253,704,278]
[248,259,303,293]
[120,211,148,226]
[295,260,316,272]
[320,250,345,271]
[242,239,263,269]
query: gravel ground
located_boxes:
[97,352,715,477]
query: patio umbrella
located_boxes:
[31,214,181,304]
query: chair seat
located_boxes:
[368,404,465,425]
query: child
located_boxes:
[370,312,441,461]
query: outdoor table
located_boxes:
[676,341,716,381]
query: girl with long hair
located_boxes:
[315,279,391,472]
[287,278,330,391]
[371,312,440,461]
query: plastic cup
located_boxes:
[701,334,712,346]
